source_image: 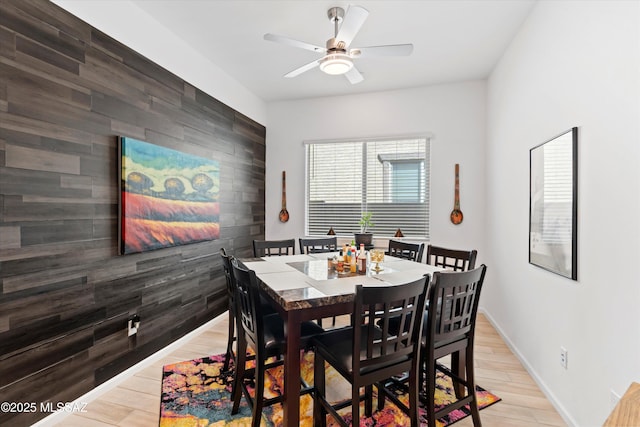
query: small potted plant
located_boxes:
[355,212,374,248]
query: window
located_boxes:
[305,136,430,238]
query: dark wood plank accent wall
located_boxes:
[0,1,265,425]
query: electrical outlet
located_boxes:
[127,315,140,337]
[560,346,568,369]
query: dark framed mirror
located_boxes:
[529,127,578,280]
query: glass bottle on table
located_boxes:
[350,251,357,273]
[357,244,367,273]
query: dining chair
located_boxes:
[219,248,237,372]
[299,236,338,254]
[312,276,430,427]
[421,265,487,427]
[425,244,477,271]
[220,248,276,372]
[387,239,425,262]
[230,259,324,427]
[252,238,296,257]
[383,244,478,337]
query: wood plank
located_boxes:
[1,1,86,62]
[0,327,93,387]
[12,0,92,42]
[0,26,15,59]
[4,195,98,221]
[604,382,640,426]
[19,219,94,246]
[0,306,102,357]
[0,225,20,248]
[8,85,108,135]
[0,111,93,145]
[3,62,92,110]
[16,35,80,74]
[5,143,80,174]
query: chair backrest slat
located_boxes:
[299,237,338,254]
[253,239,295,257]
[426,245,477,271]
[387,239,425,262]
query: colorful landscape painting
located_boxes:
[119,137,220,254]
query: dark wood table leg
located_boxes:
[282,310,302,427]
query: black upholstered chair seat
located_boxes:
[261,313,324,351]
[313,325,410,376]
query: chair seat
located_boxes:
[262,313,324,351]
[313,325,409,377]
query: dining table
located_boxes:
[240,252,443,426]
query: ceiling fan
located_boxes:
[264,5,413,84]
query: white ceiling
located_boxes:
[131,0,536,103]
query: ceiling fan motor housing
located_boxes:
[326,38,347,53]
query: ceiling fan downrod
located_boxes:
[326,7,346,53]
[327,6,345,30]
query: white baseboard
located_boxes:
[478,307,577,427]
[31,312,227,426]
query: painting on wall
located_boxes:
[529,127,578,280]
[119,137,220,254]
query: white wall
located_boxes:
[266,81,487,259]
[51,0,267,126]
[486,1,640,425]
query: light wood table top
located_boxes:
[604,382,640,426]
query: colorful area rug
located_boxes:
[160,351,500,427]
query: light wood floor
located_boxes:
[50,312,567,427]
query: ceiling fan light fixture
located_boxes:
[319,53,353,75]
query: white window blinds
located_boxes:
[305,137,430,238]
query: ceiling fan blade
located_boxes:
[264,33,325,53]
[352,44,414,58]
[344,66,364,85]
[336,5,369,47]
[284,59,321,78]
